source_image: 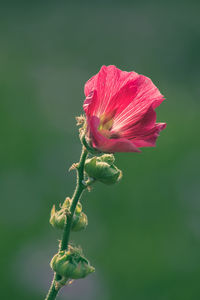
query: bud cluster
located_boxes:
[50,197,88,231]
[84,154,122,185]
[48,147,122,292]
[50,246,95,282]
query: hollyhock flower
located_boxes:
[83,65,166,153]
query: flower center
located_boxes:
[98,114,120,139]
[98,113,114,131]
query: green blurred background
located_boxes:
[1,1,200,299]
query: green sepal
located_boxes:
[50,247,95,280]
[84,155,122,185]
[49,205,66,230]
[50,197,88,231]
[72,212,88,231]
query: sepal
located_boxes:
[50,197,88,231]
[84,154,122,185]
[50,246,95,281]
[49,204,66,230]
[72,212,88,231]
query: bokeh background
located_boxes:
[1,1,200,299]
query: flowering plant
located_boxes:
[45,65,166,300]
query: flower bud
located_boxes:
[50,198,88,231]
[84,156,122,185]
[72,259,94,279]
[50,205,66,230]
[50,247,95,281]
[51,250,74,278]
[72,212,88,231]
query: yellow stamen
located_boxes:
[98,113,114,132]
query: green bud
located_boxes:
[50,247,95,281]
[51,250,75,278]
[72,259,95,279]
[50,205,66,229]
[72,212,88,231]
[50,197,88,232]
[84,156,122,185]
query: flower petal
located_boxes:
[84,65,139,117]
[121,105,157,138]
[121,105,166,147]
[83,90,97,116]
[112,75,164,131]
[131,123,167,147]
[84,66,164,131]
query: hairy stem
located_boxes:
[45,147,88,300]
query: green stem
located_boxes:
[45,147,88,300]
[44,274,58,300]
[60,147,88,251]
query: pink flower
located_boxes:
[83,65,166,153]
